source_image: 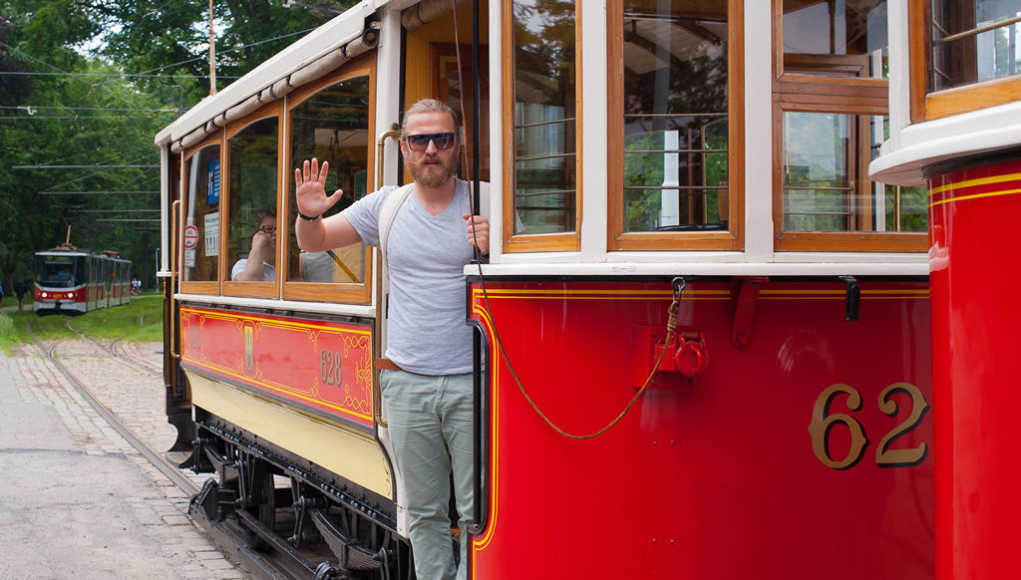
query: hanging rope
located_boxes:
[450,1,681,439]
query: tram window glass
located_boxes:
[36,255,77,288]
[618,0,730,234]
[930,0,1021,91]
[226,116,279,285]
[287,75,370,286]
[183,143,221,282]
[774,0,924,250]
[781,112,928,234]
[509,0,578,239]
[782,0,889,78]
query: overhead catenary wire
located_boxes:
[41,190,159,195]
[14,165,159,169]
[0,105,178,112]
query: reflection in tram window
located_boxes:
[782,0,889,79]
[227,116,279,283]
[782,112,926,233]
[512,0,577,235]
[288,75,370,284]
[620,0,730,232]
[931,0,1021,91]
[183,144,221,282]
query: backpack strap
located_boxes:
[377,183,415,325]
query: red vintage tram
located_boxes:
[155,1,1016,578]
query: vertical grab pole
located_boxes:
[471,0,484,538]
[472,0,481,215]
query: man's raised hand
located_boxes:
[294,158,344,218]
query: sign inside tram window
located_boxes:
[204,212,219,257]
[207,159,220,205]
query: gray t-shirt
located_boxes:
[343,180,474,375]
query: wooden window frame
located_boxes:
[220,101,284,299]
[502,0,582,253]
[909,0,1021,122]
[281,54,376,304]
[179,132,225,296]
[772,0,927,252]
[607,0,745,251]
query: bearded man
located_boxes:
[293,98,488,580]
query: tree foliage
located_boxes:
[0,0,353,292]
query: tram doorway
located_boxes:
[403,1,490,184]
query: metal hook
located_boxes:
[671,277,686,302]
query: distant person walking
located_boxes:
[14,280,27,310]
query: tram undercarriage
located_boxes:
[187,414,412,580]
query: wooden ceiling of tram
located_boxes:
[622,17,727,76]
[782,0,884,16]
[623,0,726,16]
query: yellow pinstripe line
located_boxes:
[930,186,1021,207]
[929,171,1021,195]
[478,288,728,296]
[181,307,371,335]
[470,305,500,555]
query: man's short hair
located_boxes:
[401,98,462,137]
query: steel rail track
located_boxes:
[63,319,163,378]
[25,325,297,580]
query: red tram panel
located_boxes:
[928,159,1021,580]
[179,307,376,429]
[469,280,932,579]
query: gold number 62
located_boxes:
[808,382,929,470]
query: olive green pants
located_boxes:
[380,370,474,580]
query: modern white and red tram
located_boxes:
[155,1,1020,578]
[34,245,132,314]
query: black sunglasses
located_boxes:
[403,132,456,152]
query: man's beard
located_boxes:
[407,153,457,188]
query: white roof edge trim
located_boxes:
[154,0,378,147]
[174,293,377,318]
[870,99,1021,186]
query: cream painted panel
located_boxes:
[188,372,393,499]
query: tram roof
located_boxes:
[155,0,388,147]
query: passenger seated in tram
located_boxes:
[231,209,277,281]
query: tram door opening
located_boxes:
[403,2,490,185]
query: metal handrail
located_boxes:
[169,199,182,361]
[935,15,1021,44]
[375,123,400,189]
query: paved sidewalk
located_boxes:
[0,343,247,579]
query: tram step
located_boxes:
[309,509,381,571]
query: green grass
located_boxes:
[1,295,32,309]
[0,295,163,353]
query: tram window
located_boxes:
[182,143,221,282]
[781,0,889,79]
[225,116,279,287]
[774,1,924,250]
[930,0,1021,91]
[287,75,371,287]
[36,255,76,288]
[508,0,578,243]
[781,112,927,234]
[619,0,730,234]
